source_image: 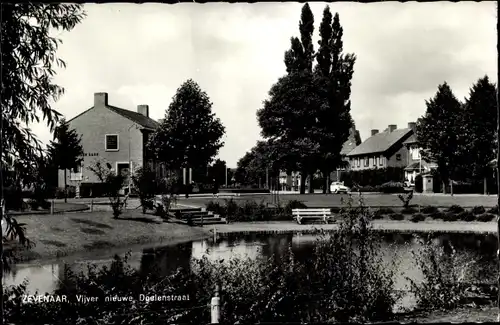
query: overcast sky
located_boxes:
[31,2,497,167]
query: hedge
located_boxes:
[340,167,405,187]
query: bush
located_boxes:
[446,205,464,214]
[477,213,496,222]
[457,211,475,222]
[443,212,458,222]
[224,199,239,222]
[284,200,307,215]
[487,205,498,214]
[372,207,395,219]
[414,174,423,193]
[389,213,404,221]
[429,211,444,220]
[401,207,418,214]
[27,199,39,211]
[410,213,426,223]
[471,206,486,215]
[380,182,406,194]
[421,206,438,214]
[54,188,66,199]
[340,166,405,188]
[132,166,160,214]
[409,237,477,310]
[205,200,225,216]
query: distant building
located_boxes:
[403,128,437,184]
[330,127,361,182]
[346,123,415,171]
[58,92,161,195]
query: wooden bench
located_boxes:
[292,208,333,225]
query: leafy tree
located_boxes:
[0,3,85,320]
[458,76,497,193]
[147,79,225,172]
[47,118,84,202]
[416,83,464,194]
[208,159,227,187]
[132,166,163,214]
[313,8,356,193]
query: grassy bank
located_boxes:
[7,210,210,262]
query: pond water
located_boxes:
[3,232,498,310]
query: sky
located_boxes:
[31,2,497,168]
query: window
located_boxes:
[411,146,421,160]
[373,156,377,166]
[105,134,119,151]
[379,156,384,166]
[70,163,83,181]
[364,157,369,167]
[396,154,402,161]
[357,158,360,167]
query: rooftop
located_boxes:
[107,105,159,130]
[347,127,413,156]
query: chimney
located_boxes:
[371,129,379,136]
[408,122,416,131]
[94,92,108,107]
[388,124,397,133]
[137,105,149,117]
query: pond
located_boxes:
[3,232,498,311]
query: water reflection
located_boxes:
[3,232,498,299]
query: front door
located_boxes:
[117,163,130,193]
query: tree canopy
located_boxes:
[147,79,225,171]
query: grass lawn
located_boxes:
[6,210,209,262]
[181,193,499,208]
[8,202,89,215]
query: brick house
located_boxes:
[346,123,415,171]
[58,92,160,195]
[403,131,438,185]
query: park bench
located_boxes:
[292,208,333,225]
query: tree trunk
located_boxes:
[442,180,447,194]
[322,170,328,194]
[1,194,4,323]
[450,179,454,196]
[308,173,314,194]
[300,171,306,194]
[64,169,67,203]
[484,177,488,195]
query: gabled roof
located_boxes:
[341,128,360,156]
[107,105,159,130]
[403,134,417,145]
[347,128,413,156]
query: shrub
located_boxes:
[487,205,498,214]
[380,182,406,194]
[457,211,475,222]
[27,199,39,211]
[429,211,444,220]
[373,207,394,219]
[409,237,477,310]
[224,198,239,222]
[88,161,127,219]
[284,200,307,215]
[54,188,66,199]
[389,213,404,221]
[421,206,438,214]
[132,166,159,214]
[414,174,423,193]
[397,190,413,208]
[471,206,486,215]
[401,207,418,214]
[410,213,426,223]
[446,205,464,214]
[205,200,225,216]
[443,212,458,222]
[477,213,496,222]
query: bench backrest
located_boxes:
[292,208,331,216]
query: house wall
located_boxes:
[348,154,386,171]
[386,145,409,168]
[58,104,145,188]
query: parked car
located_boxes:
[330,182,350,194]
